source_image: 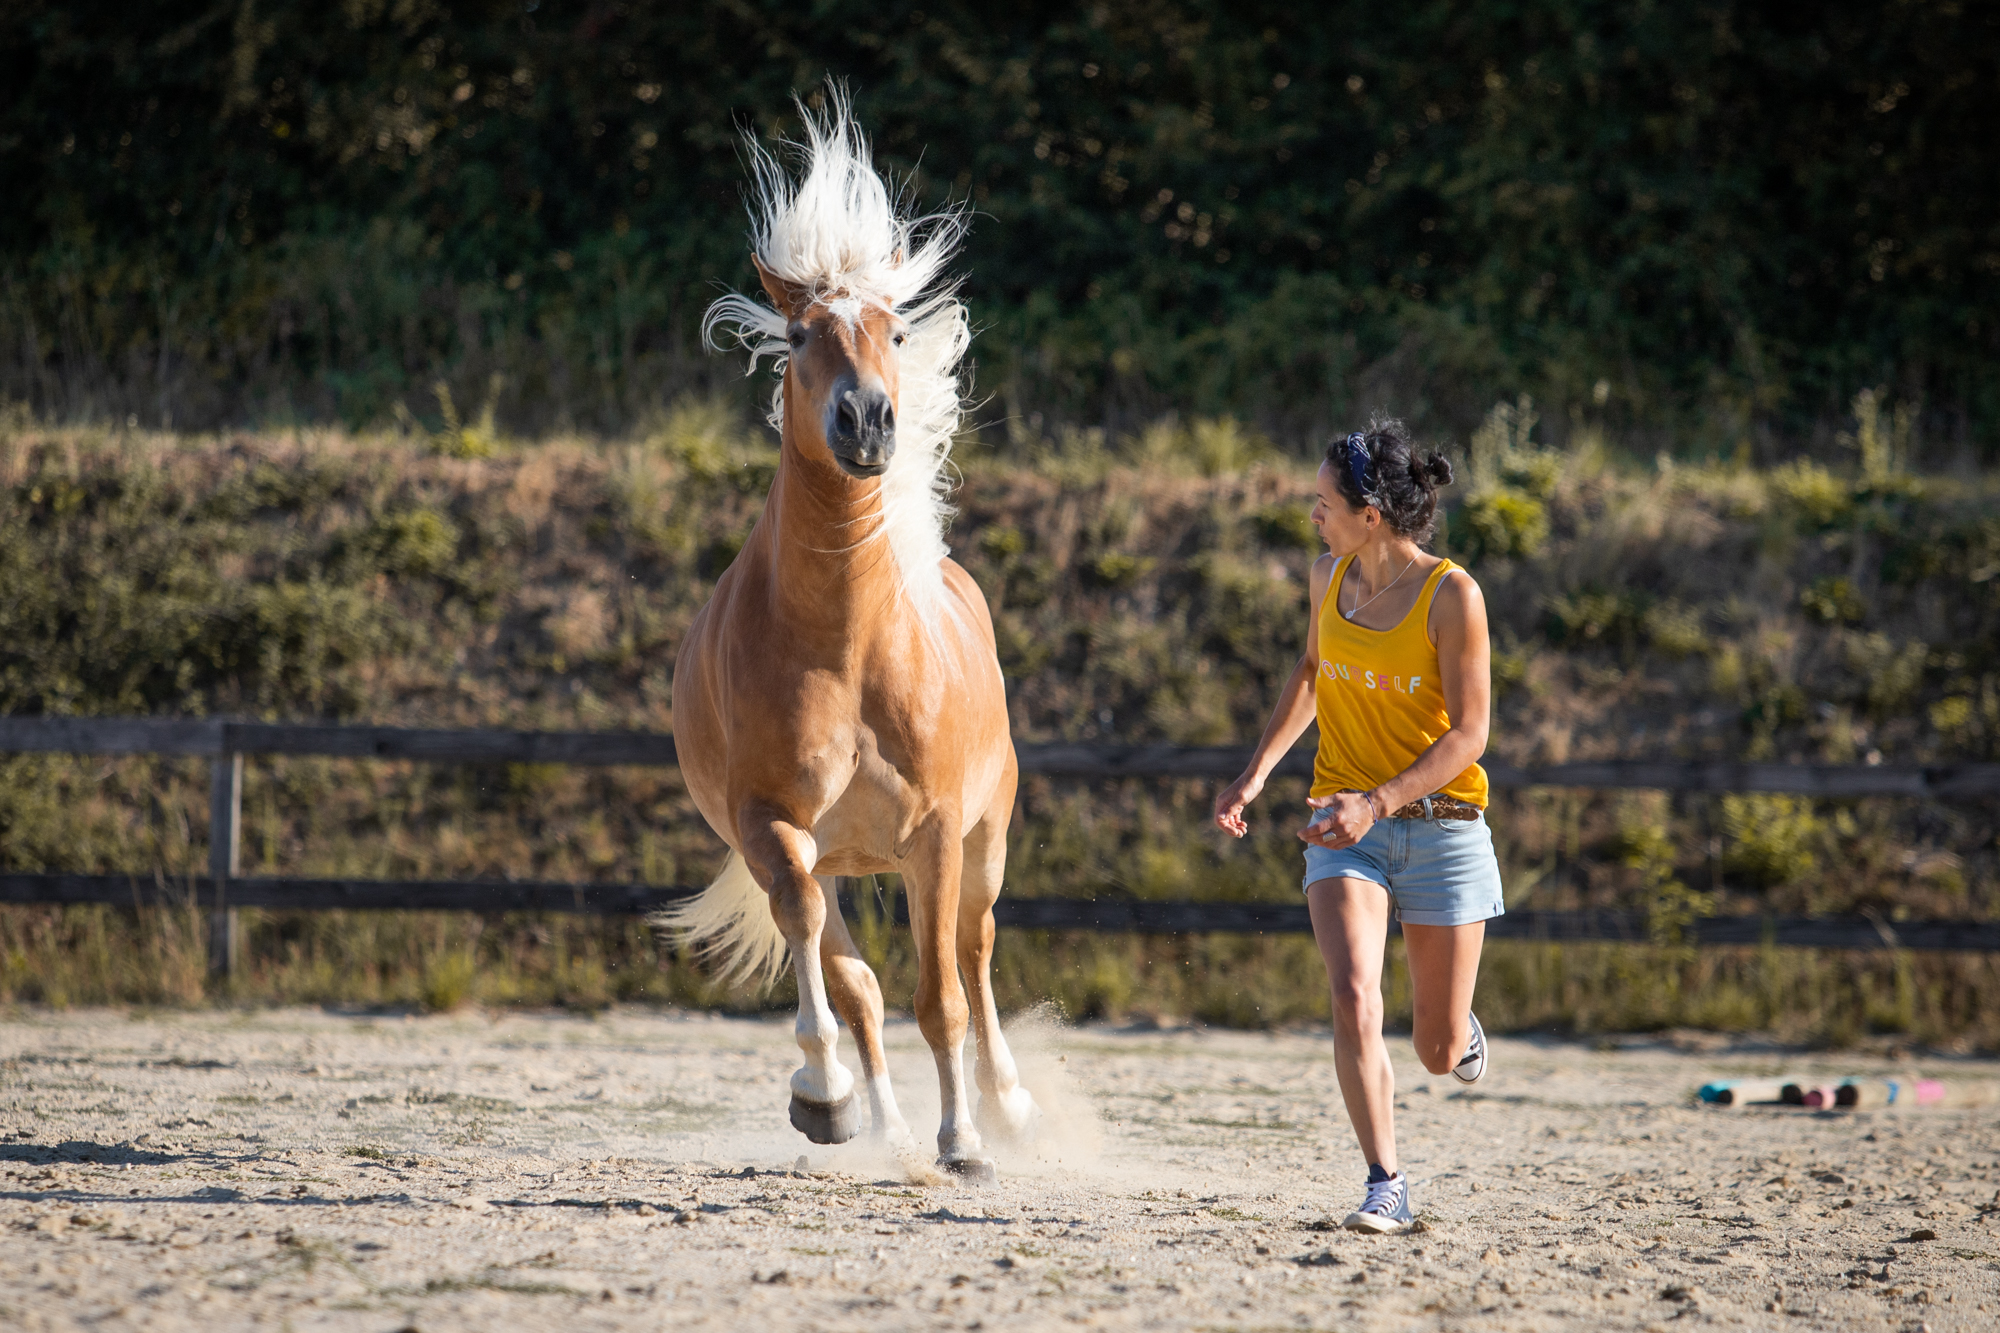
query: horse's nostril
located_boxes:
[836,400,860,435]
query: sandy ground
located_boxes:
[3,1007,1998,1332]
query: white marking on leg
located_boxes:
[790,946,854,1108]
[866,1072,917,1149]
[933,1039,984,1162]
[971,995,1039,1141]
[962,916,1041,1142]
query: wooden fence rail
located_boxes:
[3,717,1998,794]
[2,717,1996,972]
[7,871,1993,954]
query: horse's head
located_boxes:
[756,256,903,480]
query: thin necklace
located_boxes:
[1344,554,1419,621]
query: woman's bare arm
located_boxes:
[1214,554,1333,837]
[1370,569,1491,812]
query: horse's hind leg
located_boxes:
[959,762,1040,1145]
[741,813,858,1145]
[817,877,918,1156]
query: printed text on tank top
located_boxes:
[1317,557,1446,696]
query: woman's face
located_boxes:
[1311,460,1376,556]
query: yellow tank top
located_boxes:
[1311,555,1489,807]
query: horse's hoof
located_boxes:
[790,1092,861,1145]
[938,1156,998,1185]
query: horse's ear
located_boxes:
[752,254,808,321]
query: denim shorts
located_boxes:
[1300,803,1505,927]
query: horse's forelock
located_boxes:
[702,86,968,633]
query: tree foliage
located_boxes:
[3,2,1996,448]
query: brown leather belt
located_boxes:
[1384,794,1483,822]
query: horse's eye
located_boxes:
[787,326,806,347]
[892,332,907,347]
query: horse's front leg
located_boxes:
[817,876,919,1158]
[901,815,993,1181]
[741,813,858,1145]
[959,769,1040,1146]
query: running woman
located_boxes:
[1214,420,1501,1236]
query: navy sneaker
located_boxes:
[1450,1011,1487,1085]
[1341,1171,1415,1235]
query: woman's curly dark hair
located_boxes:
[1325,417,1455,547]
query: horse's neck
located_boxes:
[755,446,910,636]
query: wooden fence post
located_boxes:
[208,752,242,977]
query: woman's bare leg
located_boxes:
[1401,921,1486,1075]
[1306,877,1397,1171]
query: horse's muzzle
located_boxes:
[829,385,895,478]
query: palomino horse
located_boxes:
[661,94,1038,1180]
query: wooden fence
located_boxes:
[2,717,1997,974]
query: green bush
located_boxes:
[425,380,502,459]
[700,530,750,577]
[979,526,1028,561]
[1086,552,1154,590]
[1489,648,1530,698]
[1003,558,1058,610]
[421,949,479,1013]
[1544,589,1648,653]
[1721,795,1822,891]
[1252,504,1318,550]
[361,508,461,578]
[1502,452,1564,501]
[1642,601,1709,658]
[1844,632,1929,717]
[1456,489,1549,561]
[1800,576,1866,625]
[1768,461,1852,530]
[1185,419,1276,477]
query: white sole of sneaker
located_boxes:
[1340,1210,1414,1235]
[1450,1013,1486,1084]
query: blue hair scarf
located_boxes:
[1342,432,1381,507]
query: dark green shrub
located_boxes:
[1252,504,1318,550]
[1489,649,1530,698]
[1642,601,1709,658]
[1455,489,1548,561]
[1800,576,1866,624]
[979,526,1028,561]
[364,508,461,578]
[1004,558,1058,610]
[1544,589,1650,653]
[1768,462,1852,530]
[1721,795,1821,891]
[699,530,749,577]
[1086,553,1154,590]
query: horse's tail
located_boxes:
[651,851,789,992]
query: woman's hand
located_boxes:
[1300,790,1379,849]
[1214,771,1263,838]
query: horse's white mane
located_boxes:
[702,87,969,628]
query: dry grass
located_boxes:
[0,416,1995,1043]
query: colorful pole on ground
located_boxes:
[1835,1080,1898,1109]
[1697,1079,1795,1106]
[1704,1075,1998,1109]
